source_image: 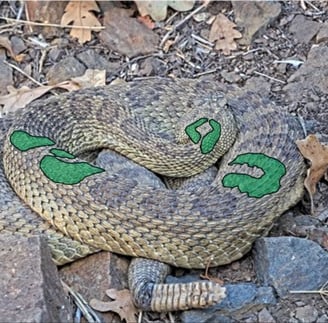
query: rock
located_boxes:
[232,1,281,45]
[289,15,321,44]
[221,71,241,83]
[0,233,73,322]
[10,36,26,54]
[258,307,275,323]
[317,22,328,43]
[76,49,120,73]
[318,314,328,323]
[284,45,328,101]
[294,305,318,323]
[46,57,86,85]
[0,50,13,95]
[179,281,276,323]
[59,251,129,322]
[99,7,159,58]
[253,237,328,297]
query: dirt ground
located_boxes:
[0,1,327,322]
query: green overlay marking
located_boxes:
[185,117,208,144]
[50,148,75,159]
[10,130,55,151]
[222,153,286,198]
[185,118,221,154]
[40,156,104,185]
[10,130,105,185]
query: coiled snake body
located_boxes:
[1,79,305,310]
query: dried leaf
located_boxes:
[137,15,156,29]
[61,0,101,44]
[71,69,106,88]
[296,134,328,213]
[209,13,242,55]
[90,289,138,323]
[0,36,24,62]
[135,0,195,21]
[0,82,78,115]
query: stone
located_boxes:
[10,36,26,54]
[77,49,120,73]
[232,1,281,45]
[0,50,13,95]
[317,22,328,43]
[59,251,129,322]
[289,15,321,44]
[179,280,276,323]
[253,237,328,297]
[284,45,328,101]
[0,233,73,322]
[294,305,318,323]
[258,307,275,323]
[46,57,86,85]
[99,7,158,58]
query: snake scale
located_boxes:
[0,78,306,311]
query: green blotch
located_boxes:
[200,119,221,154]
[222,153,286,198]
[50,148,75,159]
[40,156,105,185]
[185,117,208,144]
[10,130,55,151]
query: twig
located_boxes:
[290,280,328,305]
[253,71,286,84]
[0,16,104,30]
[193,68,218,77]
[3,60,44,87]
[160,2,209,48]
[61,281,102,323]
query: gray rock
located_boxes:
[233,1,281,45]
[284,45,328,101]
[317,22,328,43]
[180,282,276,323]
[289,15,321,44]
[253,237,328,297]
[0,50,13,95]
[294,305,318,323]
[10,36,26,54]
[258,307,276,323]
[46,56,86,85]
[77,49,120,72]
[0,233,73,322]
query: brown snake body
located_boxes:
[1,79,306,271]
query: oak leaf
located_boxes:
[296,134,328,213]
[0,36,25,62]
[0,82,79,115]
[90,289,138,323]
[61,0,101,44]
[135,0,195,21]
[209,13,242,55]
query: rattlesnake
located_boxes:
[0,78,305,311]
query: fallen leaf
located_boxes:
[296,134,328,213]
[25,0,67,36]
[0,36,24,62]
[0,82,78,115]
[209,13,242,55]
[90,289,138,323]
[61,0,102,44]
[135,0,195,21]
[137,15,156,29]
[71,69,106,88]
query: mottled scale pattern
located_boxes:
[1,79,305,269]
